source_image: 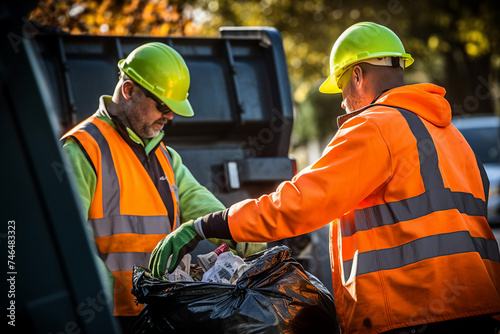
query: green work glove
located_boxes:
[149,220,203,277]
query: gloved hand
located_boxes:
[149,220,203,277]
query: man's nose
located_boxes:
[163,110,174,120]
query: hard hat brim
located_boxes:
[161,96,194,117]
[319,53,414,95]
[319,72,342,94]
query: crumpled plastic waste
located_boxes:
[162,243,249,284]
[164,254,193,282]
[230,263,250,284]
[197,242,230,272]
[202,251,245,284]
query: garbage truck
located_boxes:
[1,1,335,333]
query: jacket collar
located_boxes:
[337,89,391,128]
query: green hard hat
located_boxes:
[319,22,414,94]
[118,42,194,117]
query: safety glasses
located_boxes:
[337,67,354,92]
[133,81,172,114]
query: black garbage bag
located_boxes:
[131,245,341,334]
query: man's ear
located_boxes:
[353,65,363,86]
[121,80,134,100]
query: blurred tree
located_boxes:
[402,0,500,118]
[191,0,500,143]
[28,0,500,145]
[292,84,344,145]
[28,0,195,36]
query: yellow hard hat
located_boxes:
[118,42,194,117]
[319,22,414,94]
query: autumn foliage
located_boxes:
[29,0,197,36]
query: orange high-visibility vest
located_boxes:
[63,116,180,316]
[226,84,500,333]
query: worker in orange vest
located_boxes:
[62,42,265,333]
[150,22,500,333]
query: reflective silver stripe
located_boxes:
[159,146,179,205]
[160,144,174,167]
[89,215,172,238]
[172,184,180,205]
[172,184,181,229]
[160,145,181,230]
[475,154,490,203]
[83,122,120,217]
[341,107,487,237]
[101,252,151,272]
[395,106,488,200]
[343,231,500,281]
[341,189,487,238]
[397,108,444,190]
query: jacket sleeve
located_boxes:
[62,137,97,221]
[167,146,226,223]
[227,115,393,242]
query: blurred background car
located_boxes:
[452,115,500,245]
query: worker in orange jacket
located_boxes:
[149,22,500,333]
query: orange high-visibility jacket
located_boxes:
[63,116,180,316]
[226,84,500,333]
